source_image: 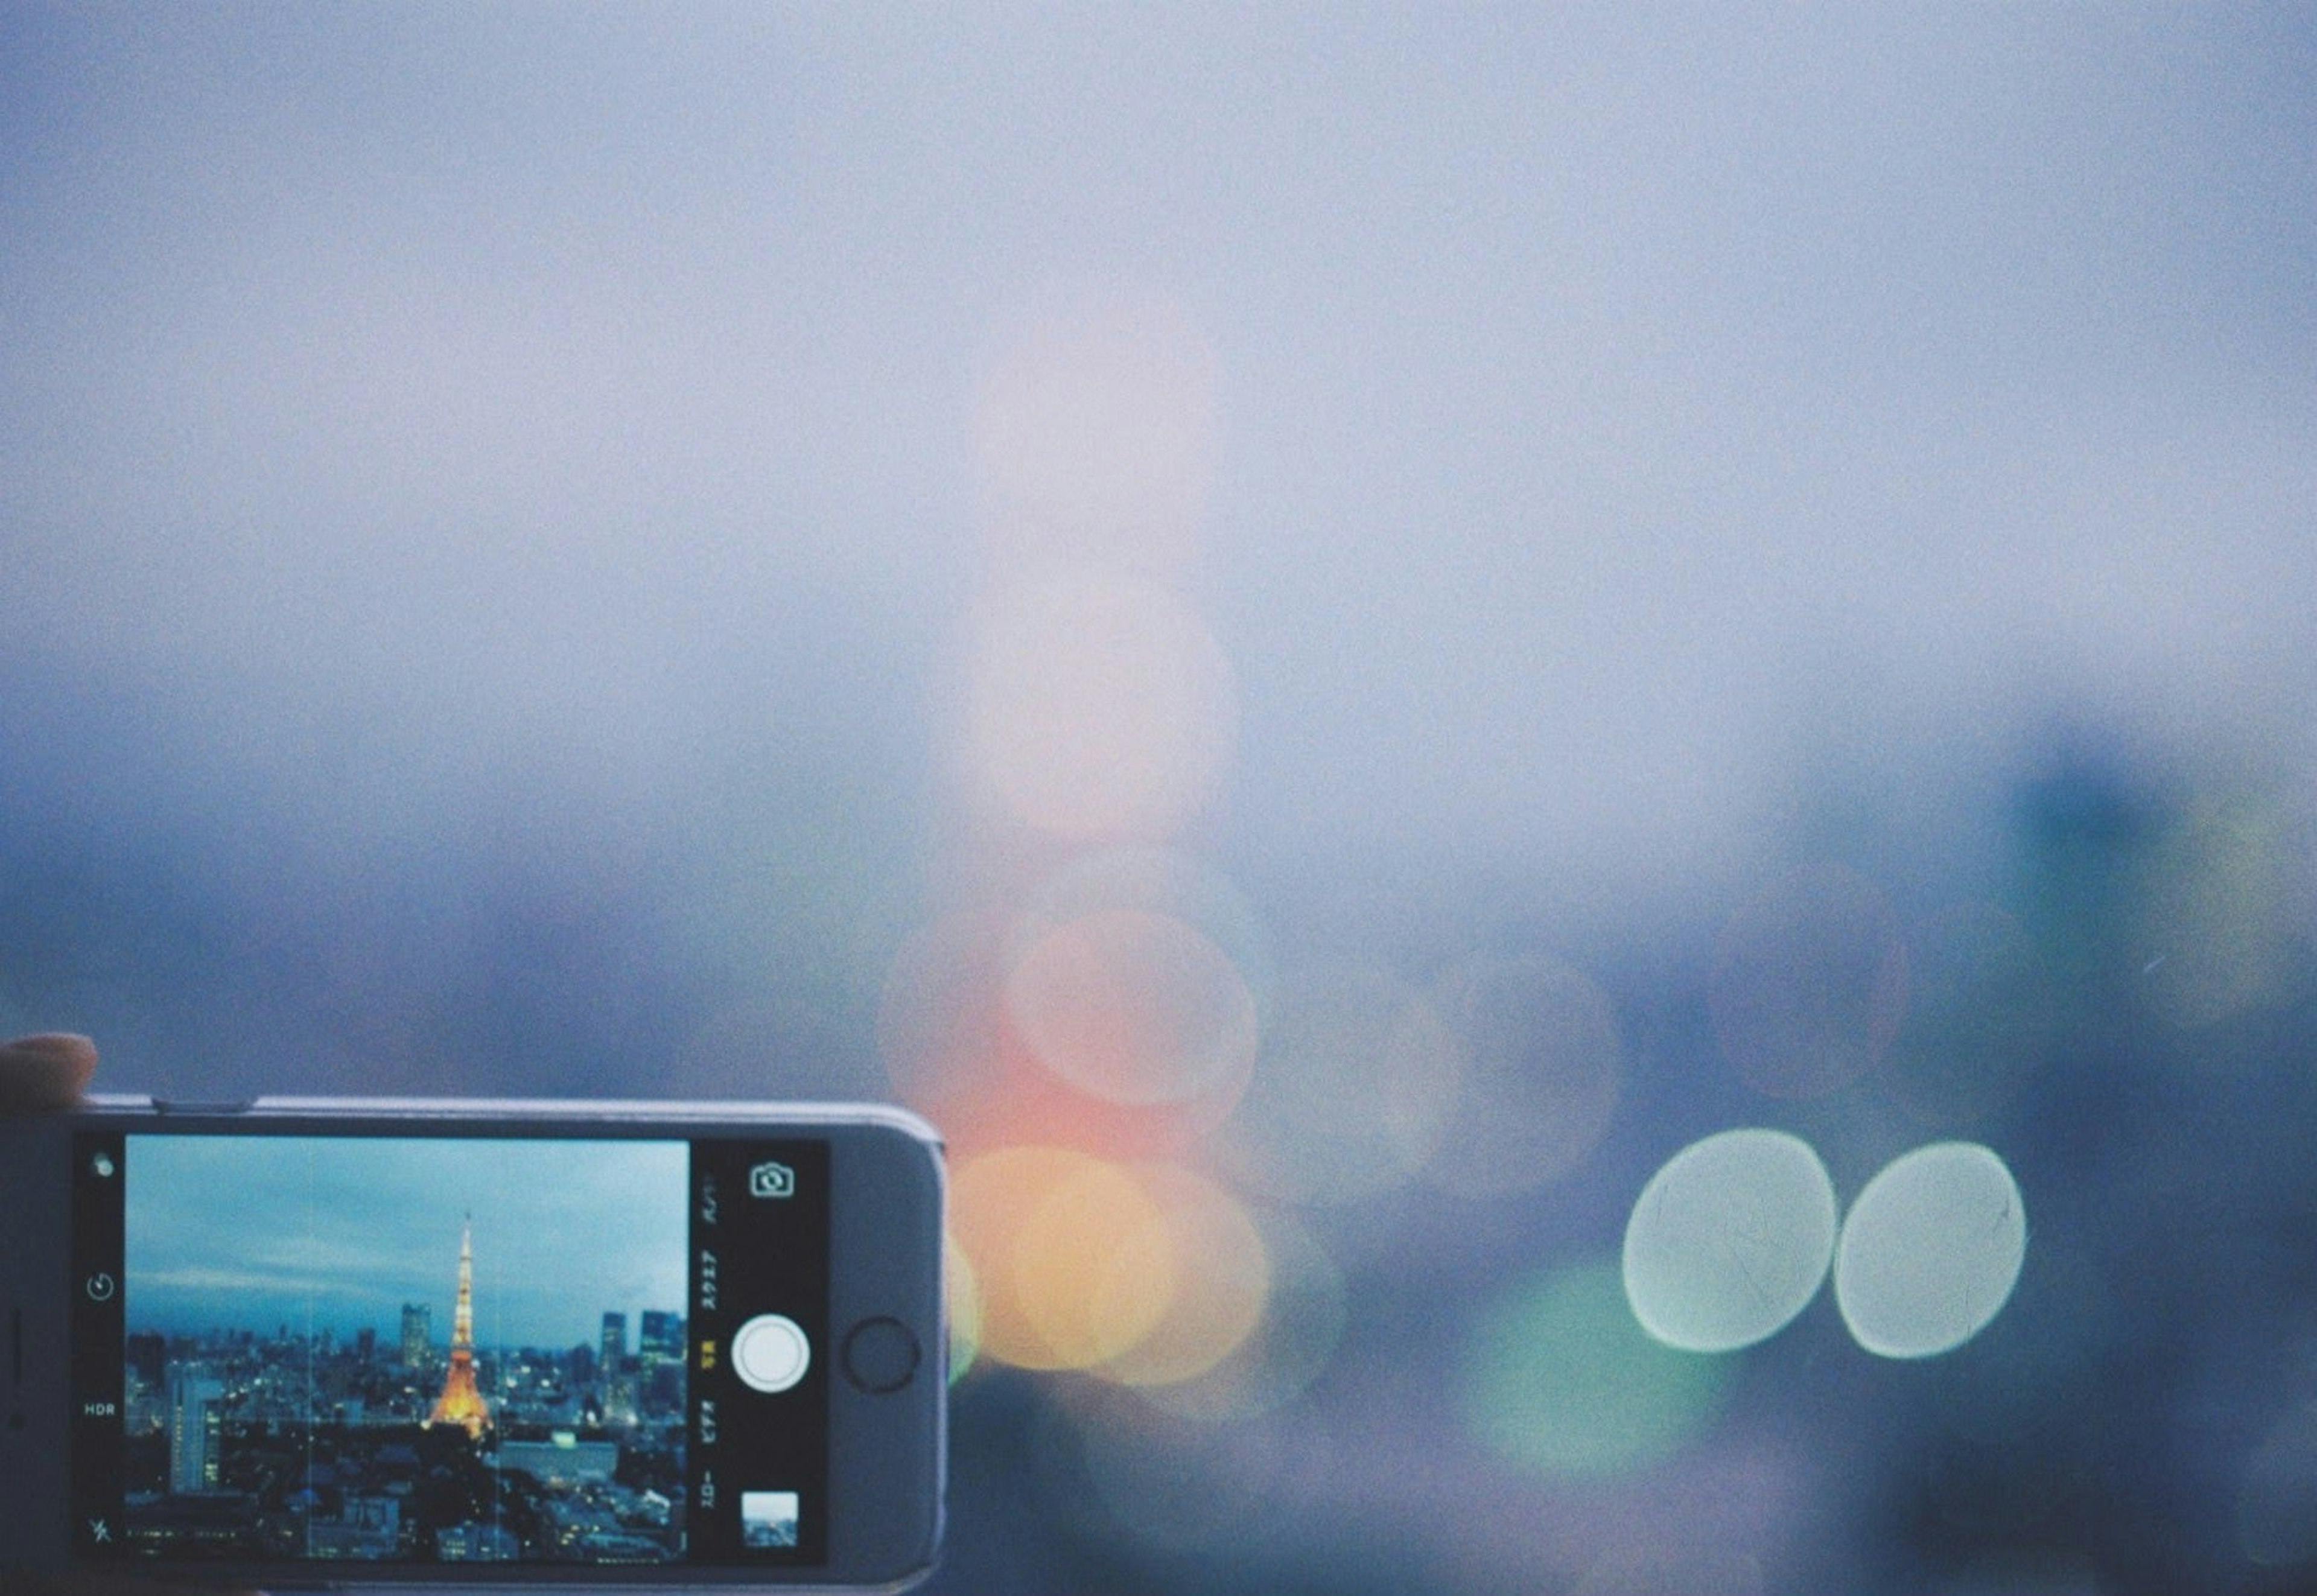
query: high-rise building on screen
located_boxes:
[167,1369,225,1495]
[638,1309,685,1406]
[401,1302,433,1369]
[640,1310,683,1362]
[599,1309,637,1425]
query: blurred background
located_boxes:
[6,4,2317,1591]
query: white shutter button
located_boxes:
[732,1314,812,1394]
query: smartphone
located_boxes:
[0,1093,945,1592]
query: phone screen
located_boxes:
[68,1127,832,1572]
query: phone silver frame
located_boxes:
[0,1093,946,1594]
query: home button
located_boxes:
[842,1317,921,1394]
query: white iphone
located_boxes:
[0,1093,946,1592]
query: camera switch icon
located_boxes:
[749,1161,795,1199]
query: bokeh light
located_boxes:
[1623,1128,1837,1353]
[1881,902,2053,1127]
[1834,1142,2027,1359]
[1003,906,1258,1110]
[2135,792,2310,1030]
[1099,1163,1270,1389]
[965,569,1238,841]
[876,909,1233,1159]
[1421,954,1623,1198]
[946,1231,982,1385]
[1009,845,1274,1017]
[974,300,1217,582]
[1460,1262,1729,1480]
[1136,1204,1348,1423]
[1216,961,1460,1204]
[1711,864,1909,1099]
[949,1146,1175,1372]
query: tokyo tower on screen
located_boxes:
[427,1219,492,1439]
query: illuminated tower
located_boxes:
[427,1219,492,1439]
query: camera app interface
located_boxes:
[71,1131,830,1569]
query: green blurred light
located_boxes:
[947,1234,982,1385]
[1460,1261,1729,1479]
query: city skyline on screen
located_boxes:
[122,1134,688,1350]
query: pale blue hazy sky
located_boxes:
[5,5,2309,934]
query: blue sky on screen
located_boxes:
[122,1134,688,1350]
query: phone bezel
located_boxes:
[0,1095,946,1593]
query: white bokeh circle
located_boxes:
[1834,1141,2027,1359]
[1623,1128,1837,1353]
